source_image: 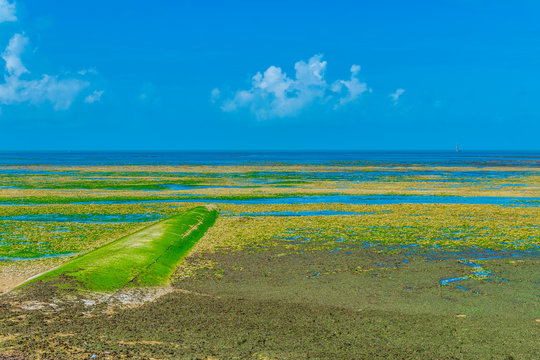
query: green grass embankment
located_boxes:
[24,206,218,291]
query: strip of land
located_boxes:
[20,206,218,291]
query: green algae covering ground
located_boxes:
[0,162,539,359]
[24,206,218,291]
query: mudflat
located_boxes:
[0,157,539,358]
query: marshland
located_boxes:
[0,152,538,359]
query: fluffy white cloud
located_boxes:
[0,74,89,110]
[331,65,368,108]
[216,55,368,119]
[2,33,28,77]
[84,89,104,103]
[0,33,89,111]
[389,88,405,105]
[0,0,16,23]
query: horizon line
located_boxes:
[0,149,540,153]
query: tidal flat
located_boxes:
[0,158,539,359]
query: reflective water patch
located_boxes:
[222,210,381,217]
[439,256,513,289]
[0,213,164,223]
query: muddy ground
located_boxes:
[1,242,538,359]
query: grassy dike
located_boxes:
[21,206,218,291]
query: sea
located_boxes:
[0,151,539,167]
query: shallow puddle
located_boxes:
[222,210,382,217]
[0,213,164,223]
[5,194,540,206]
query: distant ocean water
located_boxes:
[0,151,539,167]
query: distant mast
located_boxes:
[456,143,460,153]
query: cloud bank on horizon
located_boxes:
[0,0,102,113]
[212,55,371,120]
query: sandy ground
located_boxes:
[0,259,65,295]
[0,276,26,295]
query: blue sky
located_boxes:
[0,0,539,150]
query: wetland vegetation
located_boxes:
[0,155,538,359]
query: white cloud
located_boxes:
[210,88,220,103]
[389,88,405,105]
[2,33,28,77]
[84,89,104,103]
[0,75,89,110]
[0,33,89,111]
[77,68,98,76]
[0,0,16,23]
[331,64,368,108]
[216,55,368,119]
